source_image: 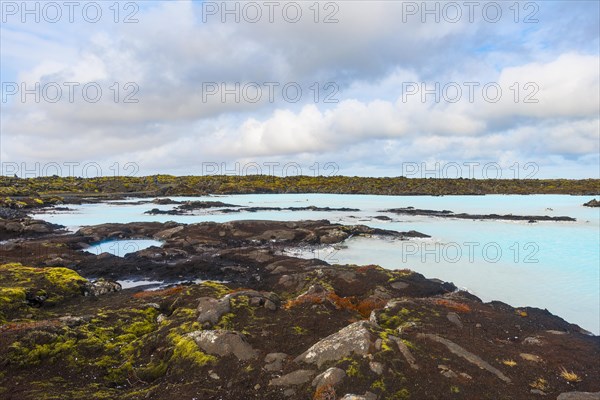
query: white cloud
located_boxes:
[1,1,598,178]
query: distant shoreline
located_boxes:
[1,176,599,205]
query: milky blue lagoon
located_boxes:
[83,239,163,257]
[36,194,600,334]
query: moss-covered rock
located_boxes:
[0,263,87,322]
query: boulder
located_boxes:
[197,297,231,325]
[340,393,377,400]
[295,321,374,367]
[319,229,349,244]
[583,199,600,207]
[264,352,288,372]
[312,367,346,388]
[557,393,600,400]
[83,279,122,296]
[269,369,315,386]
[187,330,257,360]
[23,223,52,233]
[153,225,184,240]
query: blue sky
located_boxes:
[0,0,598,178]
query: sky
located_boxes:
[0,0,599,178]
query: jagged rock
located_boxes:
[264,299,278,311]
[390,335,419,370]
[340,393,377,400]
[153,225,184,240]
[390,281,409,290]
[557,392,600,400]
[320,229,349,244]
[530,389,547,395]
[523,336,543,345]
[312,367,346,388]
[268,369,315,386]
[418,333,511,383]
[227,290,280,311]
[520,353,543,363]
[197,297,231,325]
[255,229,297,242]
[447,312,463,329]
[369,361,384,375]
[295,321,374,367]
[57,315,86,326]
[83,279,122,296]
[23,223,51,233]
[278,274,296,288]
[264,352,288,372]
[187,330,257,360]
[438,364,458,378]
[372,286,392,300]
[4,221,23,232]
[0,207,23,219]
[583,199,600,207]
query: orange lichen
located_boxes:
[356,265,380,273]
[0,319,63,333]
[313,384,336,400]
[285,291,386,318]
[356,298,387,318]
[132,286,184,299]
[434,299,471,313]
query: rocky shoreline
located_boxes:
[0,203,599,399]
[381,207,577,222]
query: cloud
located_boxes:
[0,1,598,178]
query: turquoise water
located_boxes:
[36,194,599,334]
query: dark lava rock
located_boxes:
[583,199,600,207]
[83,279,122,296]
[382,207,576,222]
[178,201,241,210]
[0,207,24,219]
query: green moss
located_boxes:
[388,389,411,400]
[216,312,236,330]
[346,359,360,377]
[292,325,308,335]
[9,335,78,366]
[371,378,386,391]
[123,313,158,336]
[171,307,196,318]
[105,361,133,383]
[137,361,169,381]
[450,386,460,393]
[201,281,230,297]
[402,339,418,351]
[0,287,26,304]
[43,267,87,292]
[0,263,87,314]
[168,333,216,367]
